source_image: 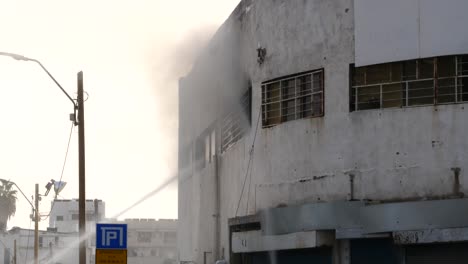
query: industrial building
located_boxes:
[177,0,468,263]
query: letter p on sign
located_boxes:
[96,224,127,249]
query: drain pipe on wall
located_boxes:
[214,154,221,261]
[451,167,463,198]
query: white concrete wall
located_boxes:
[49,199,105,233]
[178,0,468,263]
[355,0,468,66]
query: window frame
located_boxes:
[261,69,324,128]
[350,55,468,111]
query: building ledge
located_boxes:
[232,230,333,253]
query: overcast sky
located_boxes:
[0,0,240,230]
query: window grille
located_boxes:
[262,69,324,127]
[351,55,468,111]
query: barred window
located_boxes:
[261,69,324,127]
[350,55,468,111]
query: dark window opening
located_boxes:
[221,85,252,152]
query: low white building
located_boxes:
[49,199,105,234]
[0,227,79,264]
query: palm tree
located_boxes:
[0,179,17,232]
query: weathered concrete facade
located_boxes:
[178,0,468,263]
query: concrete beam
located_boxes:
[393,228,468,244]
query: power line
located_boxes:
[0,237,7,248]
[235,105,262,217]
[41,122,74,221]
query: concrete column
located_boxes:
[333,240,350,264]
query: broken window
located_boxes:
[221,86,252,152]
[195,136,205,170]
[262,69,324,127]
[194,125,216,171]
[350,55,468,111]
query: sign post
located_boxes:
[96,224,127,264]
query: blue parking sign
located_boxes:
[96,223,127,249]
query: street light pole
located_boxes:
[0,52,87,264]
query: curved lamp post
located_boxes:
[0,52,86,264]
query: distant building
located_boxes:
[49,199,105,233]
[0,199,177,264]
[178,0,468,263]
[0,227,79,264]
[123,218,177,264]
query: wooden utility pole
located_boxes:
[78,71,87,264]
[34,184,39,264]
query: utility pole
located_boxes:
[34,184,39,264]
[0,53,87,264]
[78,71,86,264]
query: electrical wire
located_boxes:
[245,150,255,215]
[235,105,262,217]
[0,237,7,248]
[41,122,74,221]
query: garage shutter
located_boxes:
[406,243,468,264]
